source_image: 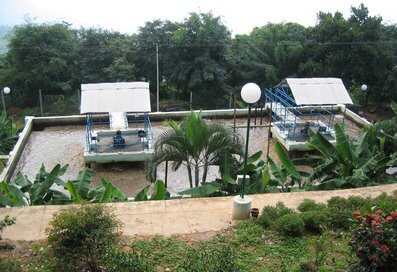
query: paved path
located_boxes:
[1,183,397,241]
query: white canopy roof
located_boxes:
[276,78,353,105]
[80,82,151,114]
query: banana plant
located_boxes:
[65,168,127,203]
[134,180,167,201]
[267,141,305,192]
[305,122,392,190]
[178,151,271,197]
[0,164,70,206]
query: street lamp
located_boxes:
[361,84,368,108]
[2,87,11,115]
[240,83,261,198]
[232,82,261,220]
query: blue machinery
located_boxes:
[84,112,153,163]
[264,87,339,150]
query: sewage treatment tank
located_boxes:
[80,82,153,164]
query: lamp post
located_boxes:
[232,82,261,220]
[361,84,368,108]
[2,87,11,116]
[240,83,262,198]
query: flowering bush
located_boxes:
[350,209,397,271]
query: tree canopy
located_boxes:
[0,4,396,109]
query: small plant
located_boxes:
[350,209,397,271]
[0,215,15,240]
[46,204,121,271]
[300,234,329,271]
[262,202,294,221]
[298,199,326,212]
[257,212,271,228]
[277,214,304,237]
[301,211,328,233]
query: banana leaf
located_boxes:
[178,183,221,197]
[150,180,167,200]
[274,141,301,180]
[0,183,27,206]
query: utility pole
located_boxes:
[39,89,44,117]
[156,42,159,112]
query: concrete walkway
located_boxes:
[1,183,397,241]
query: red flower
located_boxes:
[353,211,362,218]
[374,229,383,234]
[390,212,397,218]
[386,216,393,223]
[371,255,378,262]
[376,209,382,215]
[380,245,390,252]
[373,216,381,223]
[367,213,375,220]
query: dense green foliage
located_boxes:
[4,193,397,271]
[0,112,19,155]
[46,205,121,271]
[304,122,396,189]
[0,5,396,110]
[0,165,127,207]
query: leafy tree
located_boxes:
[1,23,75,106]
[134,19,179,94]
[76,28,138,83]
[146,111,243,188]
[169,12,231,108]
[299,4,394,103]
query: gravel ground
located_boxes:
[13,115,362,197]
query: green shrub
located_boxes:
[371,193,397,214]
[277,214,305,237]
[301,211,329,233]
[298,199,326,213]
[46,204,121,272]
[105,248,154,272]
[257,212,271,228]
[262,202,294,221]
[329,210,353,230]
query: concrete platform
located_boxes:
[1,183,397,241]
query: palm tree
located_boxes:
[146,111,244,188]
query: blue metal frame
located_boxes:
[265,87,338,142]
[85,112,153,153]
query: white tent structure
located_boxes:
[80,82,151,114]
[81,82,153,164]
[275,78,353,106]
[265,77,353,151]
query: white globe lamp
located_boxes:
[241,83,261,104]
[3,87,10,95]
